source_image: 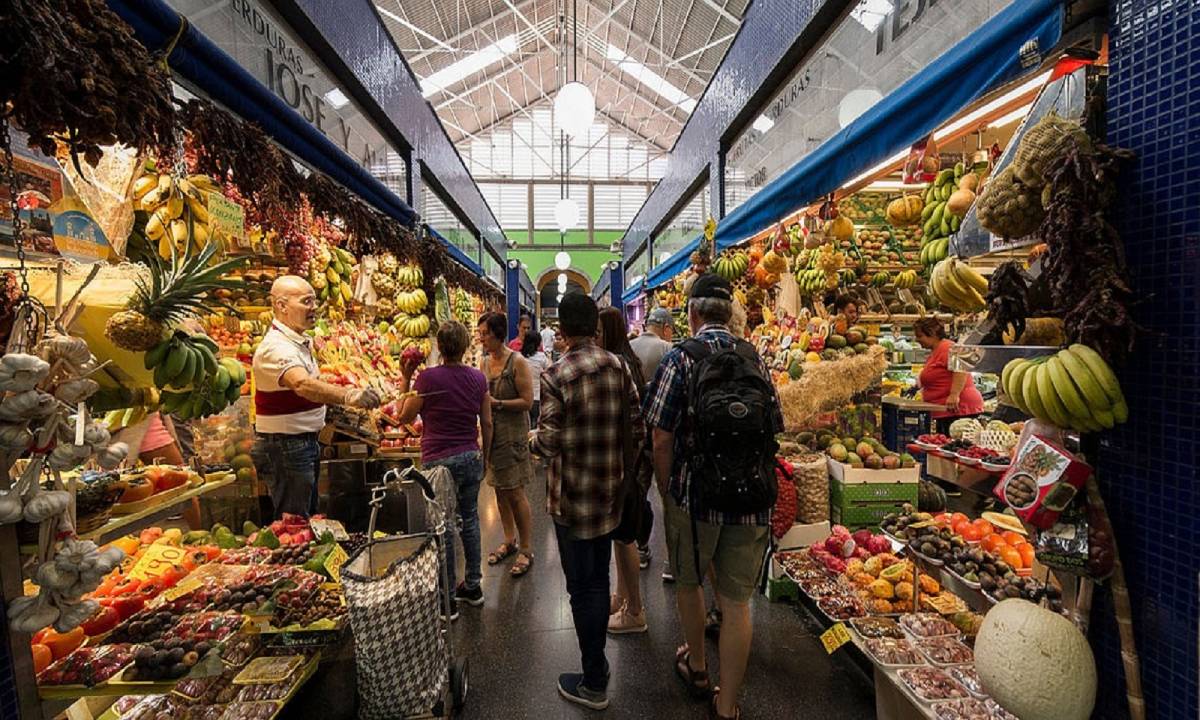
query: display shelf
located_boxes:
[858,313,954,325]
[920,453,998,496]
[78,474,236,544]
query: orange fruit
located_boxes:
[42,627,84,660]
[972,518,995,536]
[1001,531,1025,546]
[999,545,1023,569]
[1018,543,1035,568]
[960,525,983,543]
[982,534,1008,553]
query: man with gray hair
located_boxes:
[251,276,381,517]
[631,307,673,389]
[643,273,782,720]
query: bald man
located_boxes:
[251,276,380,517]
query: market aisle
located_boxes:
[453,467,877,720]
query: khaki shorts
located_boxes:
[664,499,769,603]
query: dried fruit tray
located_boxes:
[233,656,305,685]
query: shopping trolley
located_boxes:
[341,465,468,719]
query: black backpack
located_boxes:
[681,338,779,516]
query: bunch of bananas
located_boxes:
[894,269,919,289]
[396,313,431,338]
[104,405,151,433]
[930,257,987,312]
[712,252,750,282]
[795,268,828,295]
[395,288,428,315]
[870,271,891,287]
[142,331,248,419]
[452,287,475,325]
[309,245,356,309]
[1001,345,1128,432]
[396,264,424,289]
[159,357,247,421]
[919,237,950,267]
[131,165,219,260]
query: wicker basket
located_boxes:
[976,429,1017,453]
[76,510,113,535]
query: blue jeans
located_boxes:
[555,523,612,690]
[425,450,484,591]
[252,432,320,517]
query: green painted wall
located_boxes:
[507,229,622,287]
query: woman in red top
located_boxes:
[914,317,985,434]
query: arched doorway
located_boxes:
[535,268,592,320]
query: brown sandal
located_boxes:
[708,692,741,720]
[488,542,517,565]
[510,550,534,576]
[674,644,711,699]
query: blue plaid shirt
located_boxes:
[643,324,783,526]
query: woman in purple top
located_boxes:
[397,320,493,611]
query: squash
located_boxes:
[760,250,787,274]
[947,188,977,217]
[975,599,1096,720]
[886,195,924,226]
[825,216,854,243]
[917,480,946,512]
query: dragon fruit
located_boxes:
[866,535,893,555]
[831,524,851,538]
[852,529,873,547]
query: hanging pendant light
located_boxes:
[555,249,572,270]
[554,198,580,232]
[555,82,595,138]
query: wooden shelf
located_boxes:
[78,474,237,544]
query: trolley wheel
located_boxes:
[450,656,469,711]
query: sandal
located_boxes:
[510,550,534,577]
[708,691,740,720]
[674,644,711,699]
[487,542,517,565]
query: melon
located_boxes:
[842,437,858,450]
[826,216,854,242]
[827,334,847,349]
[864,454,884,470]
[855,442,875,459]
[881,454,900,470]
[975,599,1096,720]
[231,454,254,471]
[947,188,976,217]
[828,443,848,462]
[854,343,869,354]
[844,329,865,345]
[846,453,863,468]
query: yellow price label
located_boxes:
[820,622,852,654]
[127,544,190,582]
[323,543,349,584]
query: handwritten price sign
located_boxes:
[820,622,852,654]
[127,544,189,582]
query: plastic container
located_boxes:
[864,637,927,667]
[916,637,974,666]
[899,613,961,639]
[946,666,988,699]
[897,667,971,703]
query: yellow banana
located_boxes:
[951,260,989,295]
[186,196,210,224]
[1035,361,1072,428]
[132,175,158,200]
[1046,356,1090,420]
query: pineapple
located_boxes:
[105,242,248,351]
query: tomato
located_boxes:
[982,534,1008,553]
[1001,530,1025,546]
[971,518,995,537]
[933,512,952,527]
[30,643,52,675]
[1018,543,1035,568]
[80,606,120,636]
[41,627,84,660]
[999,545,1024,570]
[959,525,983,543]
[111,594,147,621]
[951,519,972,537]
[950,512,969,526]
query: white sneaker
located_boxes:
[607,606,648,635]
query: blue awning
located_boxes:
[621,278,646,305]
[645,0,1063,289]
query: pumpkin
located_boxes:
[917,480,946,512]
[975,599,1096,720]
[825,216,854,243]
[947,188,977,217]
[885,195,924,226]
[958,173,979,192]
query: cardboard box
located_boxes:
[334,442,371,459]
[827,457,920,485]
[776,521,831,552]
[994,435,1092,529]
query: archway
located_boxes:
[535,268,592,320]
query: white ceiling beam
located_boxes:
[375,4,455,51]
[665,31,735,69]
[696,0,741,27]
[502,0,557,54]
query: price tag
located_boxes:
[820,622,852,654]
[310,519,349,541]
[127,544,190,581]
[323,543,349,583]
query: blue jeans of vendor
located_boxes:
[252,432,321,517]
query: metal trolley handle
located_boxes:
[367,466,445,538]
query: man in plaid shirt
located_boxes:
[530,292,644,711]
[644,273,782,720]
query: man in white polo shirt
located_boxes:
[252,276,380,517]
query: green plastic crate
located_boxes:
[832,501,913,529]
[830,476,919,504]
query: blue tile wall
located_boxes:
[1095,1,1200,718]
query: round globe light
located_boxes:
[557,272,568,284]
[554,198,580,232]
[557,277,568,291]
[556,293,564,302]
[554,250,572,271]
[554,81,595,138]
[838,87,883,129]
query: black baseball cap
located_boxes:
[688,273,733,301]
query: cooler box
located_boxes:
[881,396,939,451]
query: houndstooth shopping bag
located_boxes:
[343,534,446,719]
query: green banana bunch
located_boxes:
[161,356,248,420]
[1001,345,1128,432]
[144,331,248,419]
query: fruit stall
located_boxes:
[634,8,1143,715]
[0,3,504,718]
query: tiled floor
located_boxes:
[288,468,877,719]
